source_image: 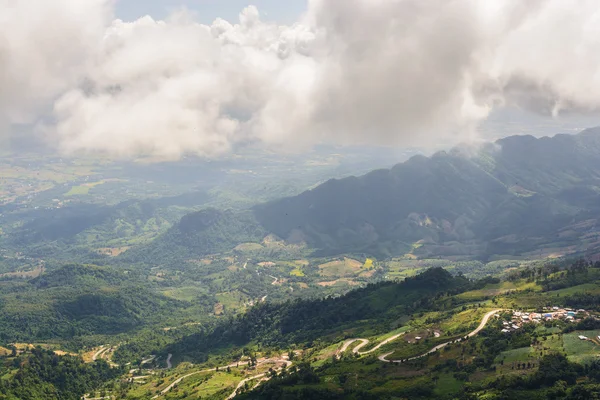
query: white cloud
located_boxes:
[0,0,111,125]
[3,0,600,158]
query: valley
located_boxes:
[2,131,600,399]
[5,0,600,397]
[78,264,600,399]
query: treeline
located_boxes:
[112,324,210,364]
[508,257,599,292]
[0,348,121,400]
[470,354,600,399]
[235,362,378,400]
[30,263,132,288]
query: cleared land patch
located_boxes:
[318,257,363,277]
[64,181,105,196]
[96,247,130,257]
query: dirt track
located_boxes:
[338,309,502,363]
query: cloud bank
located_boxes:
[2,0,600,158]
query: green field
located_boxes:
[166,371,241,399]
[458,280,541,300]
[563,332,600,364]
[495,347,534,364]
[384,262,423,280]
[439,308,489,335]
[162,286,208,302]
[318,258,363,277]
[433,373,462,397]
[545,282,600,297]
[64,185,91,196]
[215,291,250,312]
[64,181,105,196]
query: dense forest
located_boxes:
[0,264,211,343]
[0,349,121,400]
[122,208,267,265]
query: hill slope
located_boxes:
[254,128,600,259]
[164,267,471,361]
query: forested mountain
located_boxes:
[11,130,600,263]
[254,128,600,259]
[0,264,200,342]
[0,348,121,400]
[123,208,266,264]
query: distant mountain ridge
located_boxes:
[253,128,600,260]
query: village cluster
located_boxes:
[500,307,591,335]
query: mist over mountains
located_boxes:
[249,128,600,259]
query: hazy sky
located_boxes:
[115,0,308,23]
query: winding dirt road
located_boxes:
[226,359,292,399]
[227,374,266,399]
[92,346,108,361]
[152,358,292,399]
[152,309,501,399]
[468,309,501,337]
[141,355,156,365]
[340,309,502,363]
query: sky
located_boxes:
[2,0,600,160]
[115,0,308,24]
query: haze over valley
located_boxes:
[3,1,600,399]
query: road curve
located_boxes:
[468,309,501,337]
[338,331,408,359]
[227,374,266,399]
[154,309,501,399]
[227,359,292,399]
[356,332,406,355]
[338,338,368,356]
[92,346,107,361]
[152,362,246,399]
[152,358,291,399]
[338,310,502,363]
[379,309,502,363]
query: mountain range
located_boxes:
[251,128,600,260]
